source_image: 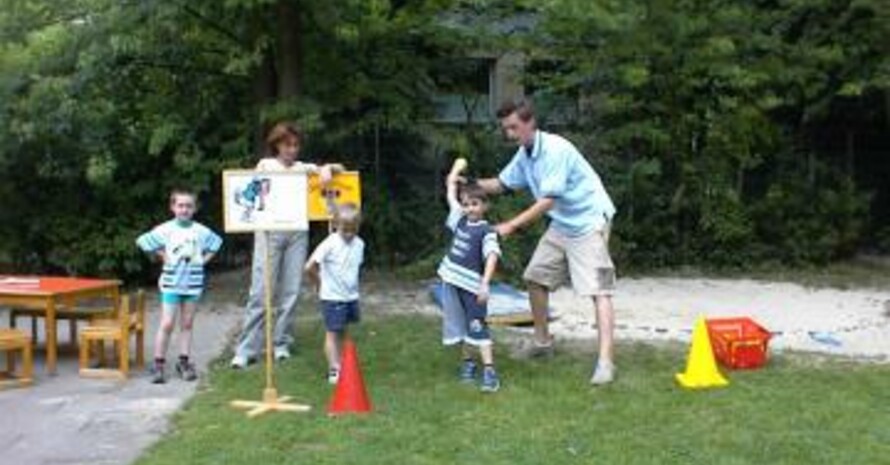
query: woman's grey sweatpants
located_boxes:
[233,230,309,359]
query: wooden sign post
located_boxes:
[221,169,362,418]
[223,169,311,417]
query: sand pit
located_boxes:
[546,278,890,360]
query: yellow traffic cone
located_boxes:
[676,317,729,389]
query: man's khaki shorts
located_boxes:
[523,225,616,296]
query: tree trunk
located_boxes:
[885,89,890,131]
[276,0,302,98]
[253,51,277,156]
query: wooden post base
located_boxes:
[228,232,311,418]
[231,388,311,418]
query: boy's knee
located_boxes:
[160,320,175,333]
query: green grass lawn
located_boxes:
[136,315,890,465]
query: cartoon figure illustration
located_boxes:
[234,177,271,222]
[167,234,202,290]
[323,187,341,218]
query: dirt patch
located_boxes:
[205,269,890,362]
[548,277,890,362]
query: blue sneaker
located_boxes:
[480,367,500,393]
[458,359,477,383]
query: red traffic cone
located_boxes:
[328,339,372,415]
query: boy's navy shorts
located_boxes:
[321,300,360,333]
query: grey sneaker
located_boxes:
[480,367,500,393]
[274,346,291,361]
[176,360,198,382]
[150,362,166,384]
[513,336,555,359]
[458,359,477,383]
[590,361,616,386]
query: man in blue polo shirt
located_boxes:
[477,98,618,385]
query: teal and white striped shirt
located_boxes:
[136,219,223,296]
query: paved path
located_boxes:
[0,295,243,465]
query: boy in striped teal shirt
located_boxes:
[137,188,223,383]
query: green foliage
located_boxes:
[0,0,468,279]
[526,0,887,271]
[752,167,869,265]
[0,0,887,281]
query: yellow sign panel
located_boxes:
[307,171,362,221]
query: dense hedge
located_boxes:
[0,0,887,283]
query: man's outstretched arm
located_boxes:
[476,177,506,195]
[496,197,555,237]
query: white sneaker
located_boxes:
[230,354,249,370]
[327,367,340,385]
[590,361,616,386]
[274,346,291,361]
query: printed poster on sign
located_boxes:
[222,170,308,232]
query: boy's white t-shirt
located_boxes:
[308,232,365,301]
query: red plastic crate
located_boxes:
[706,317,772,369]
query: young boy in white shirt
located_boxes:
[304,202,365,384]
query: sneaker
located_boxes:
[327,367,340,385]
[590,360,616,386]
[230,354,250,370]
[176,360,198,382]
[513,336,555,359]
[458,359,477,383]
[274,346,291,361]
[150,362,166,384]
[480,367,500,393]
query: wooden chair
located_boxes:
[0,328,33,389]
[10,299,116,348]
[78,291,146,379]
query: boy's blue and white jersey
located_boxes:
[136,220,223,296]
[437,206,501,294]
[308,233,365,302]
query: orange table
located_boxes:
[0,276,121,374]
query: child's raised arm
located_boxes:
[446,158,467,211]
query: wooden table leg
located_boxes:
[22,341,33,383]
[46,299,57,374]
